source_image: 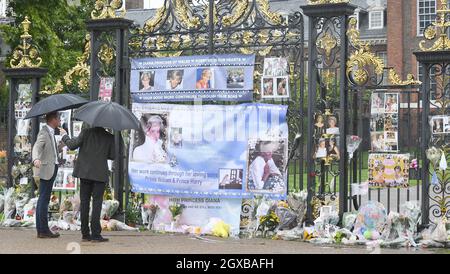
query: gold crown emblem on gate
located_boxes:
[9,16,42,69]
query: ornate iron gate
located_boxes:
[127,0,306,198]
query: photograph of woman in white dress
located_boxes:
[132,114,168,164]
[326,115,339,135]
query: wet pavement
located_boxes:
[0,227,446,254]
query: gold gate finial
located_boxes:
[419,0,450,51]
[9,16,43,68]
[91,0,126,20]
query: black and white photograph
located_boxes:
[170,127,183,148]
[226,68,245,89]
[263,57,288,77]
[218,168,243,190]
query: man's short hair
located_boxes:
[45,112,58,122]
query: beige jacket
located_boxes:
[32,125,58,180]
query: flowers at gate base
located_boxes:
[0,150,6,158]
[259,211,280,231]
[169,203,184,220]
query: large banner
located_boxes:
[130,54,255,102]
[129,103,288,199]
[148,195,242,236]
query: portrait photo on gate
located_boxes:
[139,71,155,92]
[131,112,169,164]
[384,93,399,113]
[313,136,340,161]
[166,70,184,90]
[314,113,326,138]
[246,139,287,194]
[196,68,214,89]
[430,115,450,135]
[368,153,410,188]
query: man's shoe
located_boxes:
[91,236,109,242]
[81,235,91,242]
[37,232,60,238]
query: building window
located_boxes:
[144,0,164,9]
[369,10,384,29]
[418,62,438,100]
[417,0,437,36]
[0,0,9,17]
[376,51,388,85]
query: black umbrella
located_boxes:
[25,94,88,119]
[73,100,140,131]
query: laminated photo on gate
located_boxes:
[261,57,290,99]
[99,77,114,102]
[246,139,288,195]
[130,54,255,102]
[128,103,289,200]
[368,153,410,188]
[369,92,399,152]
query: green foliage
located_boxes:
[125,206,140,225]
[0,0,94,88]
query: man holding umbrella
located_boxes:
[32,112,64,238]
[62,125,115,242]
[62,100,139,242]
[26,93,88,239]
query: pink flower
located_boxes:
[410,159,418,170]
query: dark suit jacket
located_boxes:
[62,127,115,183]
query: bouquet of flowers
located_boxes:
[258,211,280,237]
[346,135,362,162]
[141,203,159,230]
[169,203,184,230]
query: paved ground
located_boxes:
[0,228,446,254]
